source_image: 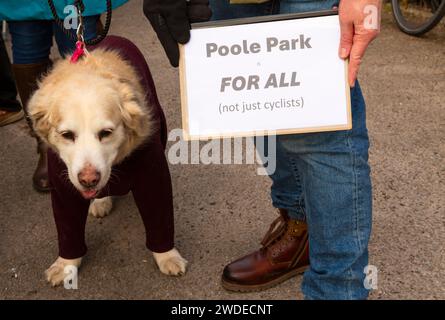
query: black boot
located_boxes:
[12,60,52,192]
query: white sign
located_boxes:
[180,13,351,140]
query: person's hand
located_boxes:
[339,0,381,87]
[143,0,212,67]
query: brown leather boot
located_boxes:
[12,61,52,192]
[222,209,309,292]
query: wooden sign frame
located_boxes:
[179,9,351,141]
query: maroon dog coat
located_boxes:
[47,36,174,259]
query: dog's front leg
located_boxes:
[153,248,187,276]
[45,256,82,287]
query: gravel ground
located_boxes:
[0,1,444,299]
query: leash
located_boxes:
[47,0,112,62]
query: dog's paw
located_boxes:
[89,197,113,218]
[45,257,82,287]
[153,248,188,276]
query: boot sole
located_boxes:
[221,264,308,293]
[0,110,24,127]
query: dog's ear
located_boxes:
[27,89,55,144]
[117,81,152,151]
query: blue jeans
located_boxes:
[8,16,99,64]
[210,0,372,300]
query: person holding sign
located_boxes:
[144,0,381,300]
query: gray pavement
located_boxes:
[0,0,444,299]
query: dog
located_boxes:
[28,36,187,286]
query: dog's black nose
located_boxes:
[78,170,100,188]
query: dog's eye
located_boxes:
[98,129,113,141]
[61,131,75,141]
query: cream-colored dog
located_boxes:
[28,47,187,287]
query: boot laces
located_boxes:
[261,215,288,248]
[261,215,304,258]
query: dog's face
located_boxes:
[47,82,126,199]
[29,53,151,199]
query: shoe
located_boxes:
[12,61,52,192]
[222,209,309,292]
[0,109,24,126]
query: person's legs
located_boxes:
[8,21,54,191]
[266,136,306,220]
[278,0,372,300]
[8,20,53,64]
[53,15,100,57]
[279,82,372,299]
[0,32,21,111]
[0,31,23,126]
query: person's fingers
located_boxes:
[338,0,382,86]
[348,55,359,88]
[347,33,371,87]
[348,21,380,86]
[338,0,354,58]
[339,19,354,59]
[161,35,181,67]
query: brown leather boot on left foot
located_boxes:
[12,61,52,192]
[222,209,309,292]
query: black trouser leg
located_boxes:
[0,33,21,112]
